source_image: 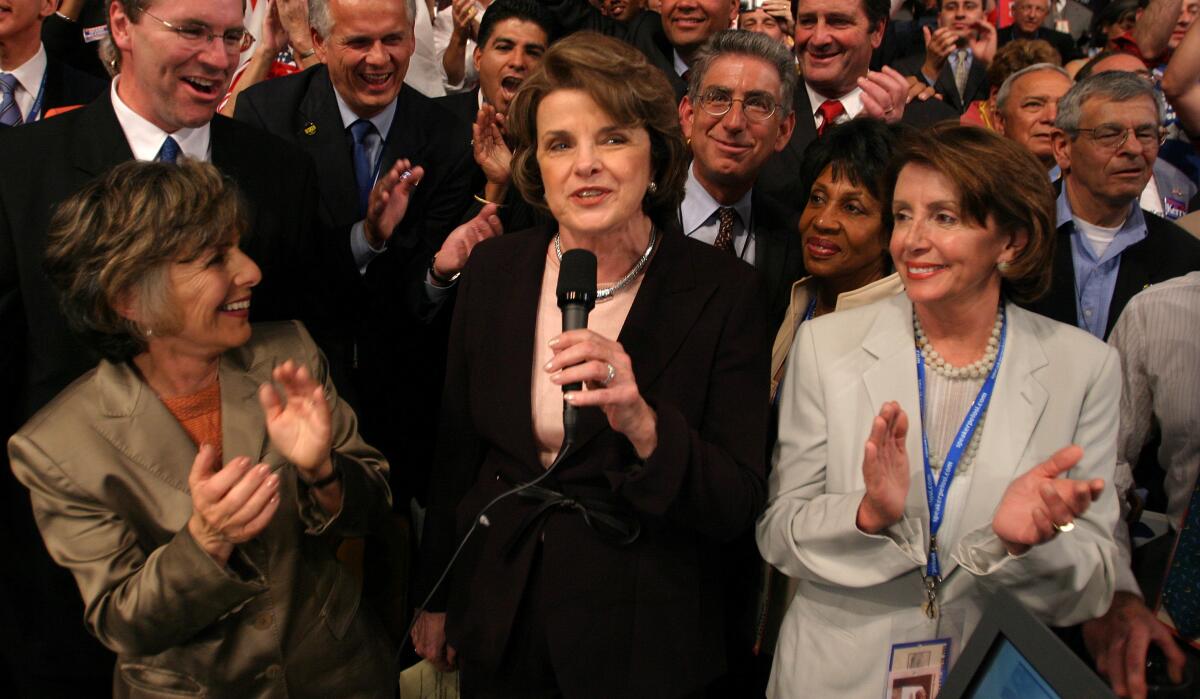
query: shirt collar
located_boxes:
[5,44,47,95]
[110,76,211,162]
[1056,187,1148,253]
[673,49,689,78]
[804,81,864,120]
[681,163,754,235]
[332,87,398,140]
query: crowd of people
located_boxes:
[1,0,1198,697]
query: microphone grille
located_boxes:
[557,248,597,310]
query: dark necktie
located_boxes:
[155,136,181,163]
[0,73,23,128]
[713,207,737,254]
[1161,472,1200,638]
[816,99,844,136]
[350,119,377,219]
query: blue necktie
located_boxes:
[0,73,22,128]
[350,119,377,219]
[156,136,181,163]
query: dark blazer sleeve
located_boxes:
[615,267,769,541]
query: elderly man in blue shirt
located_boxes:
[1023,71,1200,340]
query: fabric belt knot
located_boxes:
[502,481,641,559]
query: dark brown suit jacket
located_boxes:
[416,227,769,698]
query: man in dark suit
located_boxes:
[999,0,1081,62]
[758,0,958,204]
[0,0,105,126]
[679,30,803,331]
[895,0,994,113]
[236,0,482,508]
[544,0,739,101]
[1024,71,1200,339]
[0,1,330,695]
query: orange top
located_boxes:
[160,380,223,459]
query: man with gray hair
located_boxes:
[237,0,487,511]
[1023,71,1200,341]
[994,62,1073,171]
[678,29,803,330]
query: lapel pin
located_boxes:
[303,122,317,136]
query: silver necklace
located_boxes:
[554,228,658,303]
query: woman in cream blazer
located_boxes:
[757,126,1120,697]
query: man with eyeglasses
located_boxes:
[0,0,338,695]
[1022,71,1200,341]
[679,30,802,331]
[998,0,1080,63]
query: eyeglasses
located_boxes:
[696,89,779,122]
[141,10,255,54]
[1074,124,1166,150]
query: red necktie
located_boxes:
[816,99,845,136]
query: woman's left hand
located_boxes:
[992,445,1105,556]
[546,329,657,458]
[259,360,334,478]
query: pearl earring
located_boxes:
[647,182,658,194]
[997,261,1012,273]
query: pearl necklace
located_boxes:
[554,228,658,303]
[913,307,1004,380]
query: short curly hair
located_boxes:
[885,124,1057,303]
[44,160,248,361]
[985,39,1063,92]
[507,32,688,236]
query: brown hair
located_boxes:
[44,159,248,361]
[986,39,1063,92]
[507,32,688,235]
[885,124,1056,303]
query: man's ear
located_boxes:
[1050,129,1072,172]
[678,95,696,141]
[473,45,484,74]
[109,0,133,52]
[312,26,328,63]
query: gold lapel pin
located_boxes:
[303,122,317,136]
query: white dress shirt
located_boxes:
[110,76,210,161]
[805,82,863,132]
[681,165,756,264]
[1,44,48,122]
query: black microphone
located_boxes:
[556,248,597,442]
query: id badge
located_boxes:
[886,638,951,699]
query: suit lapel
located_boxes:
[93,360,198,494]
[788,87,818,165]
[296,71,360,225]
[860,294,924,452]
[964,61,987,105]
[69,94,134,179]
[565,230,712,456]
[1106,228,1151,336]
[220,350,270,464]
[935,65,963,112]
[942,304,1048,577]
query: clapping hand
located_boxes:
[991,445,1104,555]
[187,445,281,566]
[968,20,997,66]
[856,402,910,534]
[858,67,908,123]
[364,159,426,248]
[431,204,503,282]
[921,25,959,78]
[258,360,333,478]
[473,104,512,186]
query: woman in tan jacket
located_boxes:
[8,160,395,698]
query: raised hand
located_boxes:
[276,0,314,58]
[546,329,658,458]
[991,445,1105,555]
[856,402,910,534]
[363,159,426,248]
[473,104,513,186]
[921,25,959,80]
[431,203,503,282]
[859,66,908,124]
[258,360,333,477]
[968,20,998,66]
[451,0,479,40]
[761,0,795,34]
[187,444,281,566]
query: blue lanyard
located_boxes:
[803,296,817,322]
[27,70,46,123]
[915,305,1007,580]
